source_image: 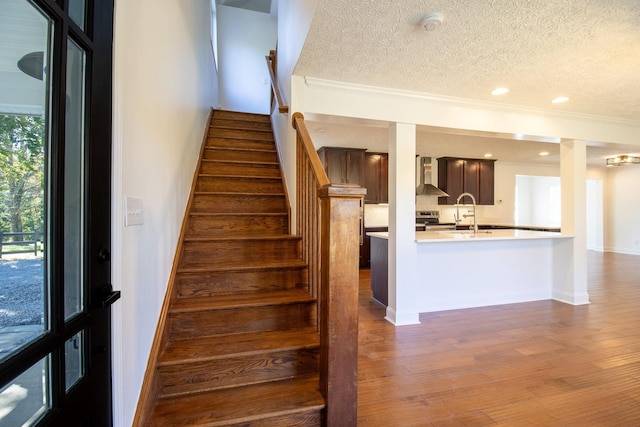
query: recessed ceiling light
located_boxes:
[551,97,569,104]
[484,153,493,158]
[539,151,550,156]
[491,87,509,96]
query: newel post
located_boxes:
[318,184,365,426]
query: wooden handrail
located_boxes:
[292,112,365,426]
[265,50,288,114]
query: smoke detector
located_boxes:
[420,12,444,31]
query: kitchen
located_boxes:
[309,115,637,325]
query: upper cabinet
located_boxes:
[317,147,366,186]
[437,157,495,205]
[364,152,388,204]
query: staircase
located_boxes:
[144,110,325,426]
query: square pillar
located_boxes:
[554,140,589,304]
[386,123,420,325]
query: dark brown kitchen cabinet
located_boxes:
[360,227,388,269]
[437,157,495,205]
[364,152,388,204]
[317,147,366,185]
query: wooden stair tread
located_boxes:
[212,110,271,122]
[198,173,282,180]
[159,328,319,365]
[205,146,276,153]
[189,212,287,217]
[177,260,307,273]
[148,376,324,427]
[183,234,300,243]
[194,191,284,197]
[170,289,315,313]
[201,159,279,166]
[210,125,273,134]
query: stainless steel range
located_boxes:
[415,210,456,231]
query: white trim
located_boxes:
[384,307,420,326]
[303,77,640,128]
[299,76,640,147]
[552,290,590,306]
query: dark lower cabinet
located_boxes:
[360,227,388,269]
[369,235,388,306]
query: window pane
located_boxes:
[63,39,86,320]
[0,357,49,426]
[68,0,86,31]
[64,330,84,391]
[0,0,51,362]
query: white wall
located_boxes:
[605,165,640,254]
[112,0,217,425]
[271,0,319,231]
[514,175,561,227]
[217,5,277,114]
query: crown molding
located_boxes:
[302,77,640,129]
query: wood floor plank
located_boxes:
[357,251,640,425]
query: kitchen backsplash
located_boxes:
[416,195,504,225]
[364,204,389,227]
[364,196,507,228]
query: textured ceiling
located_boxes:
[296,0,640,165]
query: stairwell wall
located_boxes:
[112,0,217,425]
[217,5,277,114]
[271,0,319,231]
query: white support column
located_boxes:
[554,139,589,305]
[386,123,420,325]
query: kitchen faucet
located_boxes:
[455,192,478,235]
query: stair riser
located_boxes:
[213,110,270,123]
[191,194,287,214]
[181,239,301,266]
[157,348,319,397]
[206,137,275,151]
[210,118,273,132]
[200,161,281,177]
[196,177,284,193]
[186,214,288,238]
[208,128,274,141]
[176,268,307,297]
[168,303,316,340]
[203,148,278,163]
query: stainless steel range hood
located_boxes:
[416,157,449,197]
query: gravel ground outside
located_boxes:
[0,258,44,328]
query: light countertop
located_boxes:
[367,229,570,243]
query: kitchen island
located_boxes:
[368,229,580,323]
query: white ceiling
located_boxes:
[295,0,640,167]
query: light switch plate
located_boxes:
[124,197,144,226]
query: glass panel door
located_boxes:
[0,0,116,424]
[0,0,50,362]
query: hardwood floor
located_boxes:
[357,251,640,426]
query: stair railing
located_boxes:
[292,112,365,426]
[265,50,288,114]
